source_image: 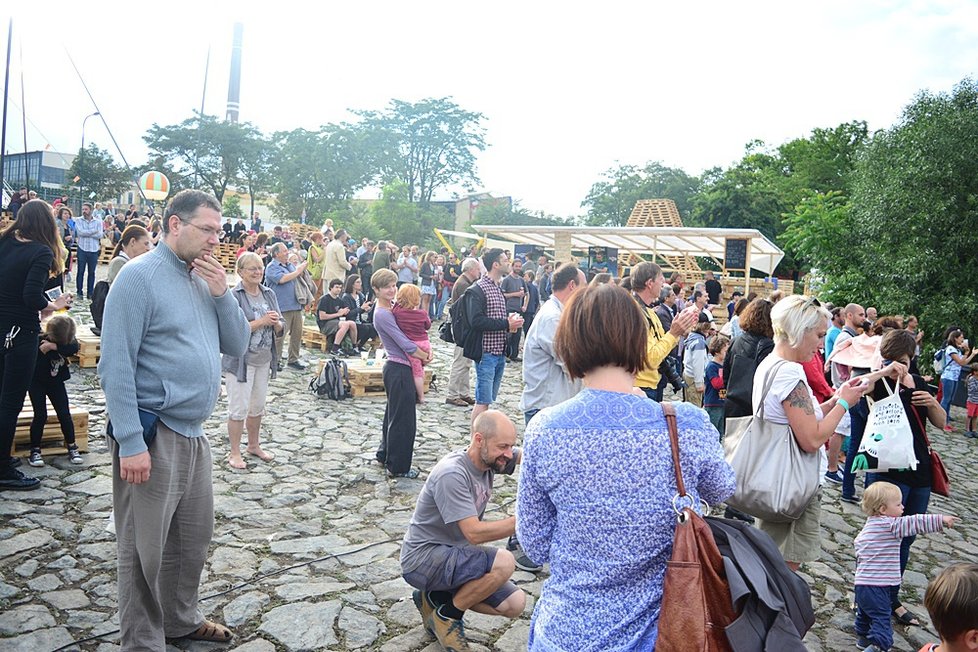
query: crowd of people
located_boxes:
[1,194,976,652]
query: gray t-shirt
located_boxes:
[501,274,525,313]
[400,450,494,573]
[242,291,274,367]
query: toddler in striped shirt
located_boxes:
[854,481,958,652]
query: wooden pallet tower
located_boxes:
[624,199,701,274]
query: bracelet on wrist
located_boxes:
[837,398,850,412]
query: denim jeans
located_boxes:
[433,287,450,320]
[524,409,540,426]
[854,584,894,650]
[75,248,100,298]
[940,377,957,422]
[640,386,663,402]
[865,474,931,609]
[842,397,870,500]
[475,353,506,405]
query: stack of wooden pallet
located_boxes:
[301,325,328,352]
[68,325,101,368]
[214,242,238,273]
[10,397,89,457]
[98,239,114,265]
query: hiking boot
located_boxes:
[0,466,41,491]
[28,448,44,467]
[429,606,470,651]
[412,590,436,636]
[67,444,83,465]
[507,535,542,572]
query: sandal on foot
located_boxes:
[183,620,233,642]
[892,607,922,626]
[247,449,275,462]
[228,457,247,470]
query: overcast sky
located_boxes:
[4,1,978,218]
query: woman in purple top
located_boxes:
[371,268,432,478]
[392,284,432,404]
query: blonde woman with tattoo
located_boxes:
[749,295,906,570]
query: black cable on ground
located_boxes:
[51,537,400,652]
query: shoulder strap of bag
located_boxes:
[661,402,686,497]
[755,358,790,420]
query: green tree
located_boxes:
[581,162,701,226]
[843,79,978,347]
[355,97,486,204]
[143,114,261,202]
[269,126,375,224]
[66,143,132,202]
[364,182,454,248]
[222,194,244,219]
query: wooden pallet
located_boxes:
[11,398,89,457]
[98,240,114,265]
[302,325,329,352]
[64,324,101,368]
[214,242,238,274]
[315,358,431,397]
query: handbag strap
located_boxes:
[661,402,687,497]
[906,391,935,453]
[755,358,790,420]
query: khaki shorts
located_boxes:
[756,488,822,563]
[225,365,271,421]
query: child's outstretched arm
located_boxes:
[890,513,958,538]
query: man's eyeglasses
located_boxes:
[183,221,222,238]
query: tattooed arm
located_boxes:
[782,379,850,453]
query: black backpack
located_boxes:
[89,280,110,332]
[309,357,351,400]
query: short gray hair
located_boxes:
[461,257,480,273]
[269,242,287,257]
[771,294,831,348]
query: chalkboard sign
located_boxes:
[724,238,748,270]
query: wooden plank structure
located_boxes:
[98,239,114,265]
[214,242,238,273]
[67,324,101,368]
[10,397,89,457]
[302,325,329,352]
[316,358,432,398]
[624,199,703,274]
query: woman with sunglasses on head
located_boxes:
[0,200,73,490]
[222,252,284,470]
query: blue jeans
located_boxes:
[940,377,957,422]
[854,584,894,650]
[434,287,450,320]
[75,249,99,298]
[475,353,506,405]
[865,474,931,610]
[524,409,540,426]
[640,386,663,402]
[842,397,870,500]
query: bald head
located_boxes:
[472,410,514,443]
[844,303,866,327]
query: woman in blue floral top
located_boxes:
[516,283,736,651]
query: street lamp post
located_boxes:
[80,111,100,152]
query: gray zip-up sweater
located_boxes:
[98,240,250,457]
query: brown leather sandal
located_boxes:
[184,620,233,642]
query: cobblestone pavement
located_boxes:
[2,285,976,651]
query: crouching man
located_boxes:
[400,410,527,650]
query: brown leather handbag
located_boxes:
[656,402,736,652]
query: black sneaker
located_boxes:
[824,470,843,484]
[67,444,83,465]
[388,468,420,479]
[0,467,41,491]
[841,495,860,505]
[28,448,44,467]
[507,535,542,572]
[287,360,308,370]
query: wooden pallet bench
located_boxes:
[302,325,329,352]
[65,325,101,368]
[11,398,89,457]
[315,358,431,398]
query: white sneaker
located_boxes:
[28,449,44,467]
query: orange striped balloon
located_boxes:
[139,171,170,200]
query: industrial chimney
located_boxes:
[225,22,243,122]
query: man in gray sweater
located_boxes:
[99,190,250,649]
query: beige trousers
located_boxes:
[447,345,473,399]
[274,309,304,364]
[111,424,214,651]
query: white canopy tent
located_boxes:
[468,225,785,276]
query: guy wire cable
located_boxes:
[62,46,149,205]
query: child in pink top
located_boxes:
[392,284,431,403]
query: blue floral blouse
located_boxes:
[516,389,736,651]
